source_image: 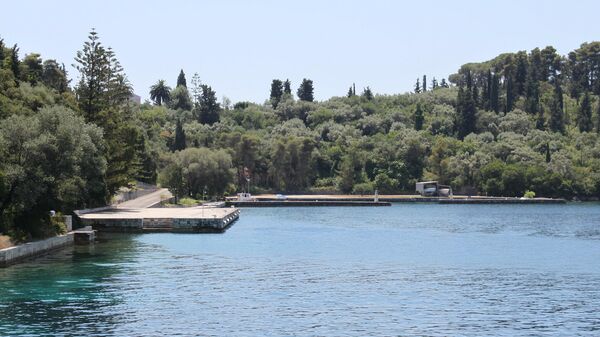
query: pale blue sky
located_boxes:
[1,0,599,103]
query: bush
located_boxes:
[523,190,536,199]
[352,181,375,195]
[50,213,67,235]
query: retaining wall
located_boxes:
[0,233,74,267]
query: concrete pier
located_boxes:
[78,207,240,233]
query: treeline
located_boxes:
[4,31,600,239]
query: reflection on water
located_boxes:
[1,204,600,336]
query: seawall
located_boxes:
[0,233,74,267]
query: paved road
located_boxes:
[116,188,173,209]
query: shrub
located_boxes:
[523,190,536,199]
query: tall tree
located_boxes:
[456,85,477,139]
[347,86,354,97]
[297,78,314,102]
[490,72,500,113]
[283,79,292,95]
[414,103,424,131]
[431,77,438,90]
[41,60,69,92]
[440,78,449,88]
[536,105,546,130]
[422,75,427,92]
[177,69,187,87]
[414,78,421,93]
[577,92,593,132]
[549,81,565,134]
[9,44,20,82]
[169,85,192,111]
[173,118,186,151]
[270,79,284,108]
[149,79,172,106]
[362,87,373,100]
[198,84,220,125]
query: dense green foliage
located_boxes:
[4,32,600,238]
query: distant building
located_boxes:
[415,181,453,197]
[129,93,141,104]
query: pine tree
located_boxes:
[297,78,314,102]
[440,78,449,88]
[270,79,284,108]
[347,86,354,97]
[549,81,565,134]
[431,77,438,90]
[362,86,373,100]
[177,69,187,87]
[414,78,421,93]
[414,103,424,131]
[173,118,186,151]
[577,92,593,132]
[422,75,427,92]
[283,79,292,95]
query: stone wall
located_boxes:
[0,233,74,267]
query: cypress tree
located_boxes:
[297,78,314,102]
[283,79,292,95]
[456,85,477,139]
[0,39,5,67]
[9,44,20,81]
[414,103,424,131]
[525,71,540,114]
[270,79,284,108]
[431,77,438,90]
[515,52,528,95]
[177,69,187,87]
[491,73,500,113]
[549,81,565,134]
[347,86,354,97]
[484,69,492,110]
[597,100,600,133]
[505,76,515,113]
[173,118,186,151]
[577,92,593,132]
[362,87,373,100]
[414,78,421,93]
[422,75,427,92]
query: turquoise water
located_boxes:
[1,204,600,336]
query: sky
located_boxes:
[2,0,600,104]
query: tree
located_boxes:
[21,53,43,85]
[347,86,354,97]
[422,75,427,92]
[431,77,438,90]
[177,69,187,87]
[440,78,449,88]
[414,103,424,131]
[577,92,593,132]
[549,81,565,134]
[362,86,373,100]
[456,85,477,139]
[297,78,314,102]
[9,44,20,81]
[283,79,292,95]
[536,106,546,130]
[414,78,421,93]
[149,79,172,106]
[490,72,500,113]
[0,107,106,236]
[197,84,220,125]
[173,118,186,151]
[41,60,68,92]
[74,29,131,124]
[169,85,192,111]
[270,79,283,108]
